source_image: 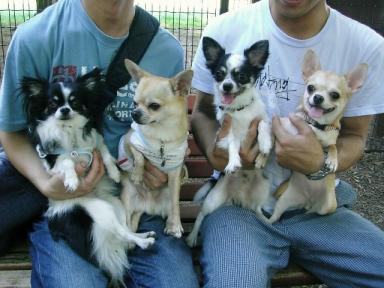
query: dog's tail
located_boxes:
[193,170,222,202]
[92,224,130,286]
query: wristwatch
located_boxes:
[305,150,333,180]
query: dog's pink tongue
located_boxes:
[222,93,234,105]
[308,106,324,118]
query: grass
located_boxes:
[153,11,211,29]
[0,9,211,30]
[0,10,36,26]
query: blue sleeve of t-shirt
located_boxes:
[0,21,51,132]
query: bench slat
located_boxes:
[0,253,31,270]
[0,270,31,288]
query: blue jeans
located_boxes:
[200,181,384,288]
[30,215,199,288]
[0,152,47,253]
[0,152,198,287]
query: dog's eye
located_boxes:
[70,99,81,109]
[307,85,316,94]
[237,72,248,84]
[48,101,58,110]
[148,103,161,111]
[133,101,138,108]
[214,70,225,82]
[330,91,340,100]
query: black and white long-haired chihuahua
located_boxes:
[22,69,155,285]
[186,37,273,247]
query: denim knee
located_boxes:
[200,206,289,288]
[128,215,199,288]
[29,219,108,288]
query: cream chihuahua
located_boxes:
[120,59,193,239]
[268,49,368,223]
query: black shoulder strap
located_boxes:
[105,6,160,96]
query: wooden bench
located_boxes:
[0,94,321,287]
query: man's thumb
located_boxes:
[289,114,310,134]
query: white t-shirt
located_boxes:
[192,0,384,209]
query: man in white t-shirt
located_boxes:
[191,0,384,286]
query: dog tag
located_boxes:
[70,151,79,158]
[36,144,47,159]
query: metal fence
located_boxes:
[0,0,251,80]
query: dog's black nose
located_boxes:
[131,109,142,123]
[60,107,71,115]
[222,83,233,92]
[313,94,324,105]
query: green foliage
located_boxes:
[150,11,209,29]
[0,10,36,26]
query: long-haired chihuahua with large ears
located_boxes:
[22,69,156,285]
[186,37,273,247]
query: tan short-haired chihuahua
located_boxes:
[268,49,368,223]
[120,59,193,238]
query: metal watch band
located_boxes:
[305,150,333,180]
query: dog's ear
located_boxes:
[302,49,321,82]
[244,40,269,68]
[345,63,368,93]
[170,69,194,96]
[77,68,102,91]
[202,37,225,70]
[21,77,47,98]
[21,77,48,122]
[124,59,148,83]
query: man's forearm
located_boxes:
[190,91,218,158]
[190,91,230,171]
[336,134,364,172]
[336,115,372,172]
[0,131,50,192]
[190,110,218,158]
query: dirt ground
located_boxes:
[339,151,384,229]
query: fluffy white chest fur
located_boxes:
[215,87,272,172]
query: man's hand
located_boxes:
[206,115,231,171]
[272,114,324,174]
[143,160,168,190]
[40,150,105,200]
[207,115,261,171]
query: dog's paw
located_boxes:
[255,153,268,169]
[259,137,273,155]
[164,220,184,238]
[64,175,79,192]
[224,160,241,174]
[136,236,156,250]
[107,164,121,183]
[186,233,198,248]
[325,158,338,172]
[266,215,278,224]
[136,231,157,239]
